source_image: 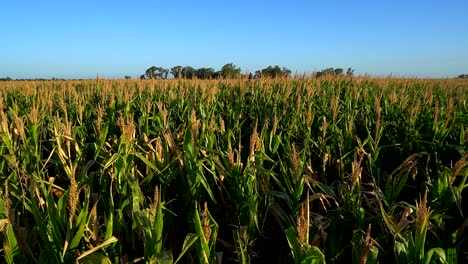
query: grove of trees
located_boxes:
[141,63,357,80]
[142,63,243,80]
[315,67,354,77]
[254,65,291,78]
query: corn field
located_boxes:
[0,77,467,263]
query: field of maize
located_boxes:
[0,77,467,263]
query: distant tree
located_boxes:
[145,66,157,79]
[257,65,291,78]
[254,70,262,78]
[181,66,195,79]
[266,66,282,77]
[145,66,169,79]
[213,71,222,79]
[346,68,355,77]
[0,77,12,81]
[334,68,344,75]
[283,67,292,76]
[316,67,345,77]
[316,68,335,77]
[124,75,131,79]
[140,74,146,79]
[195,68,215,79]
[458,74,468,78]
[221,63,241,78]
[171,66,183,78]
[156,67,169,79]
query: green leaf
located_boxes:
[424,248,447,264]
[305,246,326,264]
[132,152,161,173]
[285,227,300,264]
[151,250,173,264]
[2,220,19,264]
[77,236,118,261]
[174,233,199,264]
[77,252,112,264]
[154,187,164,254]
[193,203,211,263]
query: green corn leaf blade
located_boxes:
[294,178,305,205]
[103,153,121,170]
[69,204,89,250]
[127,172,144,213]
[45,194,66,249]
[132,152,161,173]
[206,205,219,249]
[377,200,396,235]
[193,203,210,263]
[270,134,282,154]
[184,127,195,157]
[0,133,12,151]
[104,189,114,240]
[424,248,448,264]
[98,124,109,150]
[1,220,19,264]
[77,252,112,264]
[76,236,118,261]
[195,162,216,202]
[415,218,429,261]
[174,233,199,264]
[285,227,300,264]
[151,250,173,264]
[70,220,87,251]
[460,125,465,146]
[0,199,4,217]
[367,246,379,264]
[395,239,409,263]
[391,172,409,205]
[446,248,457,263]
[30,196,62,263]
[305,246,326,264]
[154,188,164,254]
[30,124,39,151]
[134,213,154,258]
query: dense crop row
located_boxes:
[0,77,467,263]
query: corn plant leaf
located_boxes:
[174,233,199,264]
[154,187,164,254]
[285,227,300,264]
[151,250,173,264]
[127,172,144,213]
[132,152,161,173]
[77,252,112,264]
[69,206,89,250]
[76,236,118,261]
[2,220,19,264]
[193,203,211,263]
[424,248,448,264]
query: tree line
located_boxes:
[141,63,244,80]
[140,63,356,80]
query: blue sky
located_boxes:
[1,0,467,78]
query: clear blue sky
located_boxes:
[1,0,467,79]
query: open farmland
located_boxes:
[0,77,467,263]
